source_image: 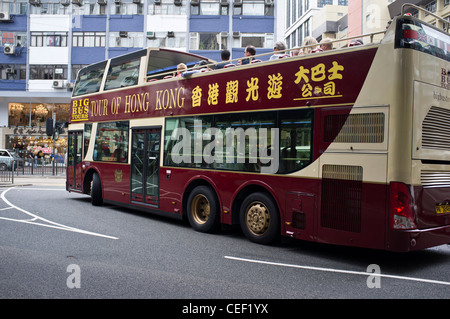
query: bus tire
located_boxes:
[240,192,280,245]
[91,172,103,206]
[187,186,220,233]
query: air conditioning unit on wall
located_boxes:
[4,44,16,55]
[0,12,12,21]
[52,80,65,89]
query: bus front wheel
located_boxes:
[91,172,103,206]
[240,192,280,245]
[187,186,220,233]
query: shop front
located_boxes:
[4,102,69,164]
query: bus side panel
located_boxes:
[316,180,388,250]
[89,162,131,204]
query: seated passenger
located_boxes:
[319,37,333,51]
[269,41,288,60]
[238,45,256,65]
[216,49,232,69]
[301,36,319,54]
[176,63,187,77]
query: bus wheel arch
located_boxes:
[184,180,220,233]
[234,185,280,245]
[84,168,103,206]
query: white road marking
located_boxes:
[224,255,450,286]
[0,187,118,240]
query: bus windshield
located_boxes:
[72,61,107,97]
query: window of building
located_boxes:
[425,1,436,14]
[73,32,106,47]
[109,32,144,48]
[30,65,68,80]
[146,32,186,48]
[149,0,186,15]
[30,32,68,47]
[1,32,26,47]
[29,0,70,15]
[190,0,227,15]
[233,0,273,16]
[317,0,333,8]
[232,32,273,49]
[0,64,26,80]
[0,0,28,15]
[110,1,143,15]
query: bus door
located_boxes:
[67,130,83,191]
[131,128,161,207]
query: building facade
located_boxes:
[0,0,278,158]
[284,0,348,50]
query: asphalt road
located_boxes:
[1,182,449,306]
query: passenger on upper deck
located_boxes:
[349,39,363,47]
[302,36,319,54]
[176,63,187,77]
[319,37,333,51]
[216,49,232,69]
[269,41,288,60]
[238,45,256,65]
[291,47,302,56]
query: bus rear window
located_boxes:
[72,61,107,97]
[395,17,450,61]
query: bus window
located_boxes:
[72,61,107,97]
[93,121,129,163]
[279,110,313,174]
[164,109,313,173]
[104,58,141,91]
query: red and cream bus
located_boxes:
[67,8,450,252]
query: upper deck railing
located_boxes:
[402,3,450,32]
[144,29,387,82]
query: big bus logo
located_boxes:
[441,68,450,90]
[71,98,89,122]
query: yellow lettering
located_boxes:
[155,90,162,110]
[177,87,185,108]
[124,95,131,113]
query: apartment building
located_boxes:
[0,0,277,156]
[284,0,348,50]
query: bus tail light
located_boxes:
[390,182,417,230]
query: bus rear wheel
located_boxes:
[187,186,220,233]
[91,172,103,206]
[240,192,280,245]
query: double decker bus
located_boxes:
[67,6,450,252]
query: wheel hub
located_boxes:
[191,194,210,225]
[246,202,270,236]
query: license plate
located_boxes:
[435,204,450,215]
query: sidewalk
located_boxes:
[0,175,66,188]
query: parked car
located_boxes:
[0,149,23,171]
